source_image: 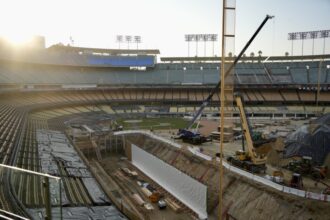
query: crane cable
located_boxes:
[271,16,276,57]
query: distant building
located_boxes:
[29,35,45,49]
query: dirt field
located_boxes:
[198,119,219,135]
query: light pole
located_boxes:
[116,35,123,49]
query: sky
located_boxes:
[0,0,329,57]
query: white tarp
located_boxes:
[131,144,207,219]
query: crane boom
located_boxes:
[225,93,267,173]
[186,15,274,129]
[235,94,266,165]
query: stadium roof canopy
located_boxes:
[48,44,160,55]
[160,54,330,62]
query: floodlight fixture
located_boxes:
[185,35,194,42]
[185,34,194,56]
[288,30,330,40]
[134,36,141,43]
[125,35,132,42]
[210,34,218,41]
[116,35,123,42]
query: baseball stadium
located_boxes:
[0,1,330,220]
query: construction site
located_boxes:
[57,109,329,220]
[0,0,330,220]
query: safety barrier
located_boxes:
[188,147,212,161]
[115,130,330,203]
[114,130,182,149]
[223,159,330,202]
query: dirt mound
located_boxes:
[255,137,284,155]
[267,148,281,166]
[272,137,285,151]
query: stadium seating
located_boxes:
[0,59,329,86]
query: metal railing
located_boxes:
[0,164,62,220]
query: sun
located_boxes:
[1,33,32,46]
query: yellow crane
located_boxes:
[227,93,267,173]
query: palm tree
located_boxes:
[242,53,247,63]
[250,52,255,63]
[258,50,262,63]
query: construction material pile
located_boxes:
[284,114,330,165]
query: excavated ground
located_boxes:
[123,133,330,220]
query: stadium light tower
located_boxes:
[185,34,193,57]
[195,34,201,56]
[69,36,74,46]
[185,34,218,57]
[321,30,330,54]
[203,35,208,56]
[311,32,317,56]
[125,35,132,49]
[134,36,142,49]
[116,35,123,49]
[210,34,218,57]
[288,30,330,56]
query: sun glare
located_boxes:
[2,33,32,46]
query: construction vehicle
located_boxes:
[272,170,284,183]
[176,129,210,145]
[265,170,284,183]
[176,15,274,145]
[158,199,167,209]
[227,93,267,173]
[284,156,328,180]
[149,192,161,203]
[290,173,303,189]
[112,120,123,131]
[141,183,163,203]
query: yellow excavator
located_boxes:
[227,93,267,173]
